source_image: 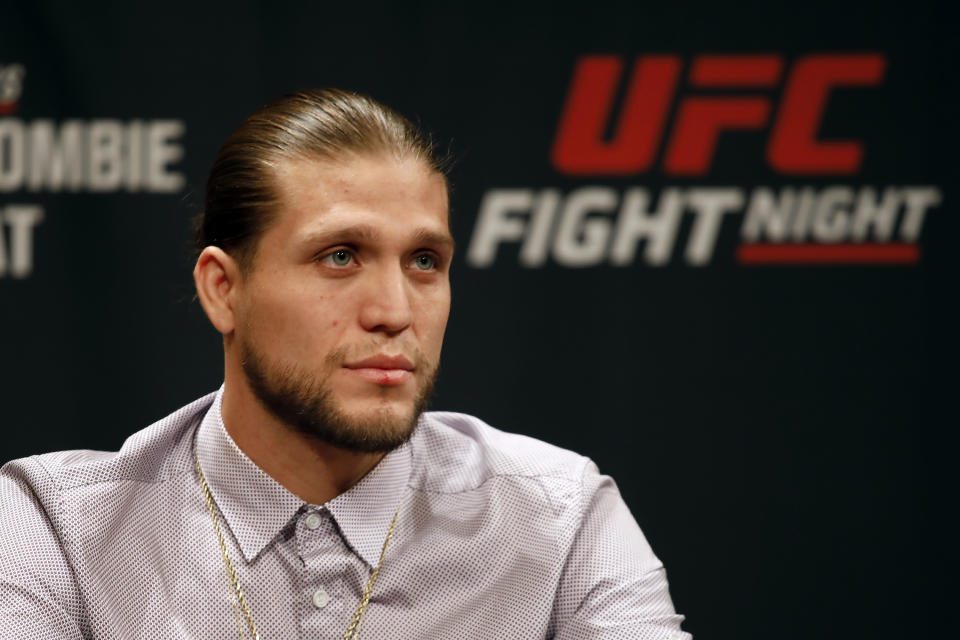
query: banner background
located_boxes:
[2,2,956,638]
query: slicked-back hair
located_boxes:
[196,88,448,271]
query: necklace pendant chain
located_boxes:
[195,453,401,640]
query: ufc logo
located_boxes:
[551,54,886,176]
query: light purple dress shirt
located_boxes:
[0,388,692,639]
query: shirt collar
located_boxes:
[195,388,303,563]
[326,437,412,567]
[195,387,413,567]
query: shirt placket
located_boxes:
[296,507,353,639]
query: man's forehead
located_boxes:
[273,153,445,197]
[268,154,452,240]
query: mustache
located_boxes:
[325,344,432,371]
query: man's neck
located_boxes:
[219,376,384,506]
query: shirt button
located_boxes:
[312,587,329,609]
[304,513,323,530]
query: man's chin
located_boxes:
[337,404,410,424]
[297,402,421,454]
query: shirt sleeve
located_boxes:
[550,460,693,640]
[0,458,84,640]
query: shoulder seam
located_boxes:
[23,455,86,630]
[408,469,581,496]
[57,465,196,492]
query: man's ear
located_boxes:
[194,246,242,335]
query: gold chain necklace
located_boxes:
[195,454,402,640]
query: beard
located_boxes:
[239,338,437,453]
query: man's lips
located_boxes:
[343,354,414,386]
[345,354,414,370]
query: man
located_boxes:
[0,89,692,639]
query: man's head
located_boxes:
[193,89,453,453]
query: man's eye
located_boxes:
[324,249,354,267]
[413,253,436,270]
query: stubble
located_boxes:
[240,339,437,453]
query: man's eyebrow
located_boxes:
[298,224,455,251]
[413,228,456,252]
[298,224,380,245]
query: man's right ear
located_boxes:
[193,246,241,335]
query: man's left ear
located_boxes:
[193,246,241,336]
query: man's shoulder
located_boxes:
[1,391,215,497]
[409,411,592,496]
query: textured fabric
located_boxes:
[0,388,693,639]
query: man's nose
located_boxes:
[357,263,414,334]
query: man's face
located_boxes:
[231,154,453,452]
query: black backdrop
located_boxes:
[2,2,957,639]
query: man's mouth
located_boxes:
[343,354,415,386]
